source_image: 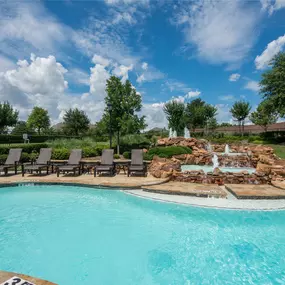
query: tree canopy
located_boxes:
[27,107,50,134]
[163,101,185,136]
[0,101,19,134]
[185,98,217,132]
[63,108,90,136]
[260,52,285,117]
[230,101,251,134]
[250,101,278,131]
[99,76,146,153]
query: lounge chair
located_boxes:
[0,148,22,176]
[127,149,147,177]
[94,149,115,177]
[56,149,82,177]
[22,148,52,177]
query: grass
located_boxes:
[266,144,285,159]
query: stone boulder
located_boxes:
[149,156,181,178]
[256,162,272,174]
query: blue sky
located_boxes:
[0,0,285,129]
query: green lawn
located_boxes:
[267,144,285,159]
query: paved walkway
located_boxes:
[143,182,227,198]
[226,184,285,199]
[0,173,167,188]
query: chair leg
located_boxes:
[22,165,25,177]
[15,165,17,175]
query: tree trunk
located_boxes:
[117,131,120,155]
[38,128,41,135]
[242,120,244,136]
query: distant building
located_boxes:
[195,122,285,134]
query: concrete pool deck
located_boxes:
[0,271,57,285]
[0,172,168,188]
[0,172,284,210]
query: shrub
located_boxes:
[114,154,120,159]
[21,152,31,163]
[119,134,151,153]
[82,147,99,158]
[51,149,70,160]
[0,154,7,164]
[144,146,192,160]
[123,151,131,159]
[0,143,48,155]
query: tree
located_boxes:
[230,101,251,135]
[0,101,18,134]
[250,101,278,132]
[185,98,217,132]
[219,122,232,127]
[204,104,218,134]
[27,107,50,135]
[260,52,285,117]
[163,101,185,136]
[208,117,218,131]
[100,76,146,154]
[63,108,90,136]
[11,121,35,135]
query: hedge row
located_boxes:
[0,143,49,155]
[144,146,192,160]
[0,135,80,144]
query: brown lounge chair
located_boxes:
[22,148,52,176]
[94,149,115,177]
[0,148,22,176]
[56,149,82,177]
[127,149,147,177]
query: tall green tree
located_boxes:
[185,98,217,132]
[0,101,18,134]
[100,76,146,154]
[163,101,185,136]
[250,101,278,132]
[204,104,218,134]
[27,107,50,134]
[260,52,285,117]
[230,101,251,135]
[63,108,90,136]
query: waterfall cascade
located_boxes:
[225,144,231,154]
[184,127,190,139]
[207,143,213,153]
[212,154,219,169]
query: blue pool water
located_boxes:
[0,185,285,285]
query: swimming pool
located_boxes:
[0,185,285,284]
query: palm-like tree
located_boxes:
[163,101,185,136]
[230,101,251,135]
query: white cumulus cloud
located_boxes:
[173,0,259,66]
[255,34,285,69]
[244,80,260,92]
[229,73,240,82]
[185,90,201,98]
